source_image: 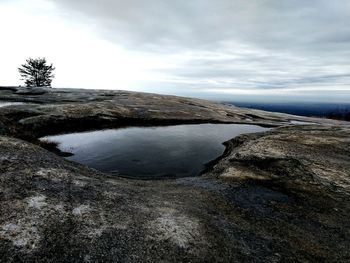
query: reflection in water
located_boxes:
[43,124,269,179]
[0,102,24,107]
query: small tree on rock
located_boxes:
[18,58,55,87]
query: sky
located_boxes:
[0,0,350,102]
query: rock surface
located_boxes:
[0,87,349,262]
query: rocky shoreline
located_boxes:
[0,87,349,262]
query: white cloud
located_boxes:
[0,0,168,89]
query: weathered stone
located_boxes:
[0,87,349,262]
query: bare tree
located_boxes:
[18,58,55,87]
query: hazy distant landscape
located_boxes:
[226,101,350,121]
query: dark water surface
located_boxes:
[43,124,269,179]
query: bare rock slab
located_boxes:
[0,87,349,262]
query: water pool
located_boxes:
[42,124,269,179]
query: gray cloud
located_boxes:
[49,0,350,97]
[51,0,350,50]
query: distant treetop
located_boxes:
[18,58,55,87]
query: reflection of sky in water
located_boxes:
[43,124,269,179]
[0,102,24,107]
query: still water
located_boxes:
[0,102,24,107]
[43,124,269,179]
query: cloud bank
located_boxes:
[1,0,350,101]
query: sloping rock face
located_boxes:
[0,86,340,138]
[0,87,349,262]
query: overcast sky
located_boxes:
[0,0,350,102]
